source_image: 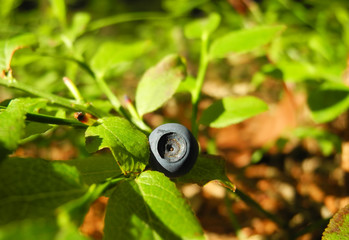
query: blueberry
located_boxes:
[149,123,199,177]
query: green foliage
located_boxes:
[0,218,90,240]
[307,82,349,123]
[0,0,348,239]
[91,41,150,78]
[85,117,149,174]
[104,171,204,240]
[49,0,66,27]
[199,96,268,128]
[177,155,235,191]
[0,99,26,158]
[0,157,86,225]
[0,218,59,240]
[67,155,122,185]
[0,34,37,71]
[184,12,221,39]
[323,204,349,240]
[293,127,342,156]
[162,0,209,16]
[209,25,285,58]
[136,54,187,116]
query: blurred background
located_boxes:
[1,0,349,239]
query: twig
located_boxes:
[0,106,87,128]
[0,77,105,118]
[228,188,288,229]
[191,33,210,137]
[224,193,247,240]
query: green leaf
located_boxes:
[136,54,187,116]
[293,127,341,156]
[176,76,196,95]
[0,99,26,159]
[199,96,268,128]
[88,12,169,31]
[85,117,149,174]
[177,154,235,191]
[0,218,90,240]
[18,98,48,113]
[162,0,209,16]
[49,0,66,27]
[0,33,37,71]
[66,155,122,185]
[63,12,91,44]
[277,61,322,83]
[0,218,59,240]
[308,82,349,123]
[209,25,285,59]
[23,122,52,138]
[19,98,52,138]
[0,98,50,158]
[0,0,17,17]
[184,12,221,39]
[322,204,349,240]
[91,41,149,78]
[104,171,205,240]
[0,157,86,225]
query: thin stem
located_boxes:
[60,53,151,132]
[124,96,152,134]
[0,77,105,118]
[191,34,210,137]
[58,174,126,226]
[3,50,152,132]
[95,76,151,133]
[230,188,288,229]
[242,0,263,23]
[95,76,126,116]
[25,111,88,128]
[88,12,171,31]
[224,193,247,240]
[63,77,84,103]
[89,173,126,198]
[294,217,330,238]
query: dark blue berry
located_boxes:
[148,123,199,177]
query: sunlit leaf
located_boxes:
[162,0,209,16]
[49,0,66,27]
[199,96,268,128]
[0,99,26,159]
[0,33,37,71]
[0,0,17,17]
[293,127,341,156]
[176,76,196,95]
[136,54,186,116]
[91,41,149,78]
[85,117,149,174]
[308,82,349,123]
[322,204,349,240]
[184,12,221,39]
[63,12,91,43]
[209,25,285,58]
[177,154,235,191]
[0,98,50,158]
[104,171,205,240]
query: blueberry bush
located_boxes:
[1,0,349,239]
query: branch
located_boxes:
[0,77,106,118]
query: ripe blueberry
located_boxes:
[148,123,199,177]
